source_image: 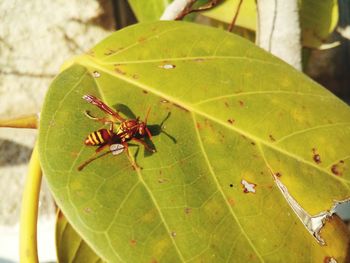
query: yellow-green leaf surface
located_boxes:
[39,21,350,262]
[202,0,338,48]
[128,0,172,22]
[56,210,104,263]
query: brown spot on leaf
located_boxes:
[192,58,206,62]
[251,142,256,146]
[196,122,201,129]
[142,90,148,94]
[224,101,229,108]
[184,207,192,214]
[158,178,169,183]
[130,239,137,246]
[324,256,337,263]
[331,162,345,176]
[275,172,282,177]
[269,134,276,142]
[138,37,146,43]
[238,100,244,107]
[104,49,115,56]
[312,148,321,164]
[228,198,235,205]
[115,67,126,75]
[132,74,139,79]
[227,119,235,124]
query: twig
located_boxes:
[20,142,42,263]
[160,0,195,20]
[161,0,220,21]
[228,0,244,32]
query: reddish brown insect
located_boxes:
[78,94,155,171]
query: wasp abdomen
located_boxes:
[85,129,111,146]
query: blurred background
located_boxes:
[0,0,349,262]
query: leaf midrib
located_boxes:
[77,58,350,189]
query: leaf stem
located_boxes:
[20,142,42,263]
[0,114,39,129]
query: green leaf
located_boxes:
[201,0,338,48]
[39,21,350,262]
[56,210,105,263]
[128,0,172,22]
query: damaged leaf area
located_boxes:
[39,22,350,262]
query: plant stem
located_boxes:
[20,142,42,263]
[228,0,244,32]
[0,114,39,129]
[160,0,194,20]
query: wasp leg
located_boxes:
[131,137,156,153]
[84,110,117,127]
[77,144,112,171]
[122,142,140,169]
[83,94,126,122]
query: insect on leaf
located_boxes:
[39,21,350,262]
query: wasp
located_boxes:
[78,94,155,171]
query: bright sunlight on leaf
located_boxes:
[39,21,350,262]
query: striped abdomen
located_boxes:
[84,129,112,146]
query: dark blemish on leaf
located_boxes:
[115,67,126,75]
[312,148,321,164]
[260,171,264,175]
[160,64,176,69]
[196,122,201,129]
[132,74,139,79]
[158,178,169,183]
[104,49,115,56]
[251,142,256,146]
[192,58,206,62]
[142,90,148,94]
[130,239,137,246]
[159,170,162,175]
[224,101,229,108]
[241,179,256,193]
[138,36,146,43]
[227,119,235,124]
[275,172,282,177]
[238,100,244,107]
[171,232,176,237]
[184,207,192,214]
[269,134,276,142]
[324,257,337,263]
[173,103,189,112]
[331,161,345,176]
[92,71,100,78]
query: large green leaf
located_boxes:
[56,210,104,262]
[39,21,350,262]
[128,0,172,21]
[202,0,338,48]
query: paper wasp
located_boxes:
[77,94,155,171]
